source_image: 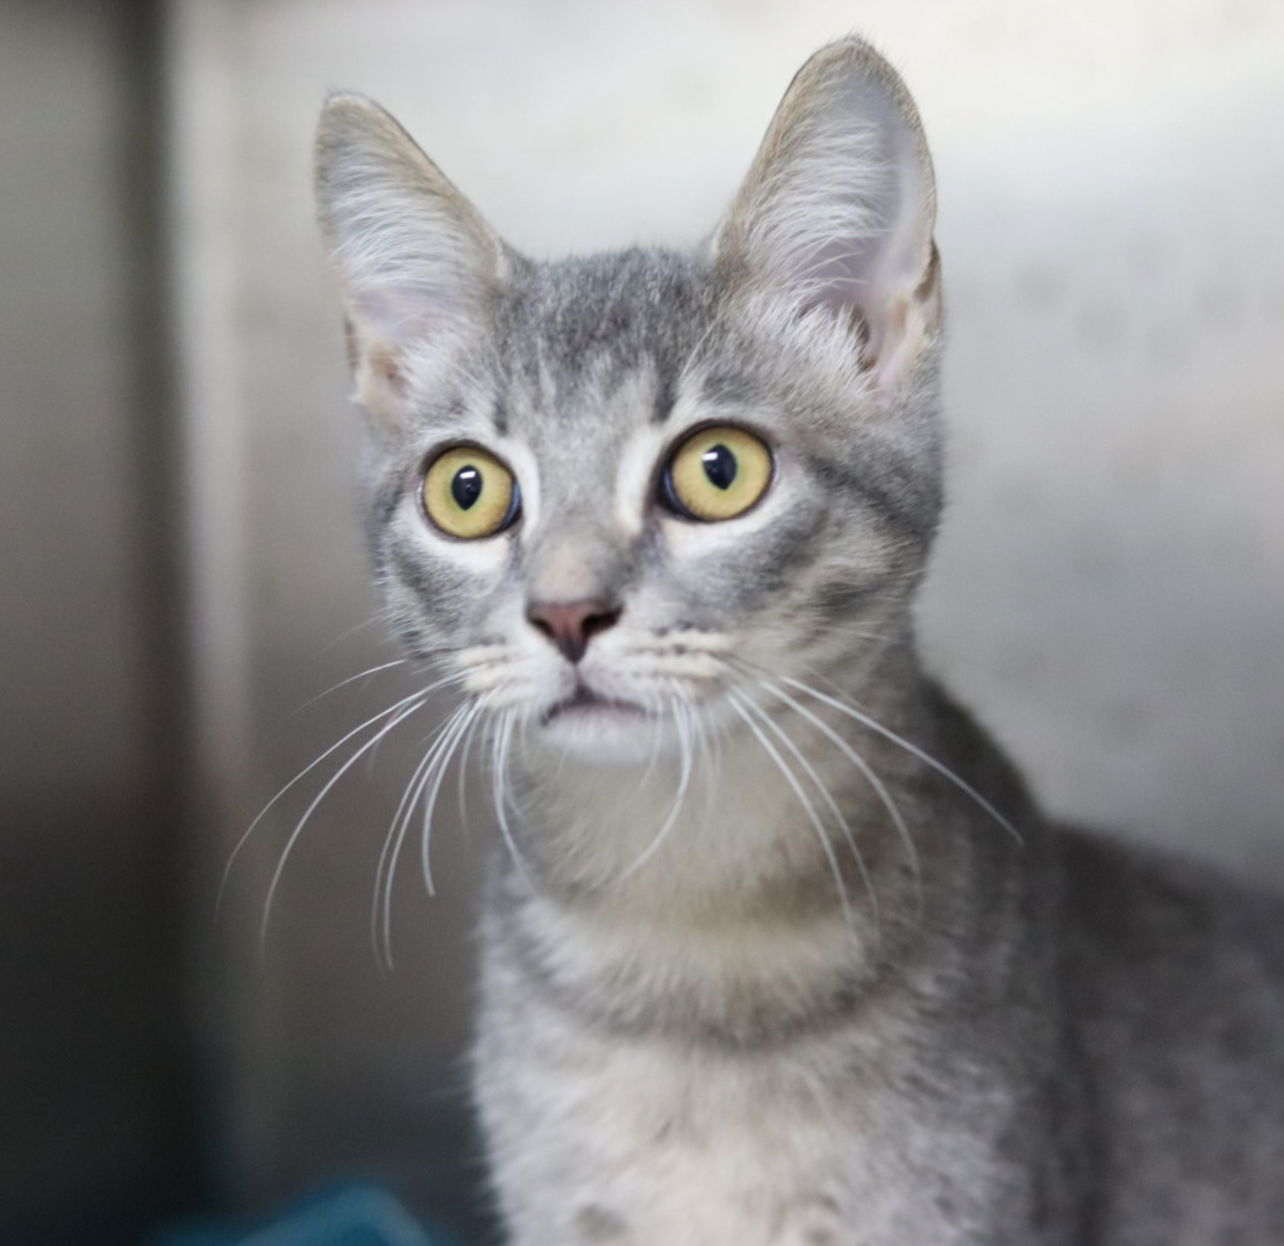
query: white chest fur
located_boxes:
[478,1005,850,1244]
[473,947,972,1246]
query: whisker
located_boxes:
[372,734,439,968]
[318,607,397,655]
[688,688,718,807]
[618,685,695,881]
[259,692,433,951]
[492,710,535,888]
[419,700,483,898]
[219,678,456,918]
[733,687,880,942]
[703,692,730,815]
[636,698,666,793]
[726,689,855,934]
[377,700,473,968]
[409,707,473,906]
[455,706,480,830]
[748,672,922,912]
[778,673,1023,846]
[288,657,409,719]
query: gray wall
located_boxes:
[3,0,1282,1240]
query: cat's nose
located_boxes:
[526,598,622,664]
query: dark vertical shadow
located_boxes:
[114,0,208,1234]
[0,0,204,1241]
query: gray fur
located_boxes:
[314,37,1284,1246]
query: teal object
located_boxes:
[148,1182,460,1246]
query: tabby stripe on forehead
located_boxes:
[651,370,676,424]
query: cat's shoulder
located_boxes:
[1057,823,1284,1011]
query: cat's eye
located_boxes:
[422,445,520,539]
[660,425,773,522]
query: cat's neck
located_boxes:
[487,640,1036,1045]
[505,638,990,926]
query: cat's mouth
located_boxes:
[541,684,648,726]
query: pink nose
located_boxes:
[527,599,622,664]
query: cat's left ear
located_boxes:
[713,38,939,398]
[314,92,505,424]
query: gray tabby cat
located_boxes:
[313,37,1284,1246]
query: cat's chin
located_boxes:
[535,693,663,765]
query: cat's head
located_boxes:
[314,38,942,763]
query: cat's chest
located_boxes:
[475,996,960,1246]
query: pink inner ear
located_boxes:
[716,54,937,393]
[370,342,404,395]
[347,311,420,423]
[352,283,441,346]
[793,233,881,360]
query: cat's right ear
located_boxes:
[712,39,939,401]
[314,93,504,425]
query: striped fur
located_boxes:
[315,37,1284,1246]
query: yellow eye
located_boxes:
[662,425,773,522]
[422,445,520,539]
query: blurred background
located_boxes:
[2,0,1282,1241]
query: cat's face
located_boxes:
[316,40,943,763]
[368,250,938,761]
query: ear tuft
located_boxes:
[715,38,939,397]
[314,92,503,422]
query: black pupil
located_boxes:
[451,465,483,510]
[701,444,737,490]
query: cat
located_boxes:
[312,36,1284,1246]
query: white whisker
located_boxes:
[419,700,482,898]
[259,692,433,951]
[688,689,718,804]
[753,674,921,911]
[374,718,446,954]
[288,657,409,719]
[220,679,455,919]
[318,607,396,655]
[455,706,480,829]
[726,689,855,934]
[377,700,473,968]
[618,685,695,880]
[779,674,1023,846]
[734,688,880,940]
[492,710,535,888]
